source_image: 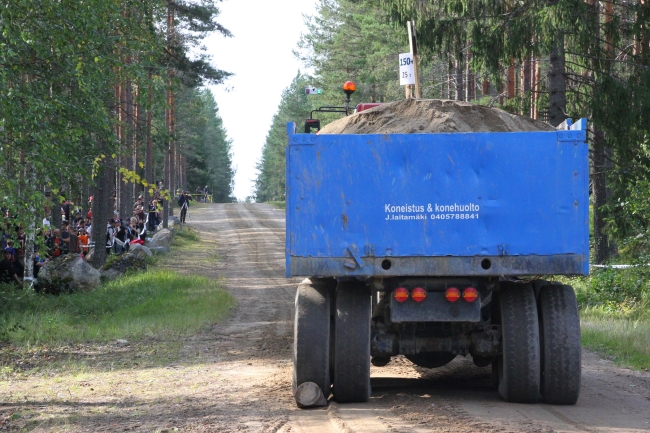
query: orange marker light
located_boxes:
[343,81,357,93]
[393,287,409,303]
[411,287,427,303]
[463,287,479,303]
[445,287,461,303]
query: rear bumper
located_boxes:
[287,254,588,278]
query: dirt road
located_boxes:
[3,203,650,432]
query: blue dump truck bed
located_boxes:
[286,119,589,278]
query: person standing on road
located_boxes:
[178,191,190,224]
[203,185,209,203]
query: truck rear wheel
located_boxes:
[293,278,334,401]
[497,282,541,403]
[538,284,581,405]
[333,281,371,403]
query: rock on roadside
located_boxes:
[100,252,147,282]
[39,254,101,293]
[146,228,173,253]
[129,244,153,259]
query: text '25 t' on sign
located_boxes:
[399,53,415,86]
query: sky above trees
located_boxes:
[206,0,317,200]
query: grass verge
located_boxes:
[0,224,233,377]
[0,270,234,345]
[581,312,650,370]
[559,274,650,371]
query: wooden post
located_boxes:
[407,21,421,98]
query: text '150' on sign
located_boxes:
[398,53,415,86]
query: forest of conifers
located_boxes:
[255,0,650,265]
[0,1,235,268]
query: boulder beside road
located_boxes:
[129,244,153,258]
[147,228,173,252]
[100,252,147,282]
[39,254,101,293]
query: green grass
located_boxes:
[171,225,201,248]
[559,273,650,370]
[0,270,235,345]
[581,311,650,370]
[266,201,286,210]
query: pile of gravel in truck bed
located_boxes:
[318,99,554,134]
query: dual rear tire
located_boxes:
[293,278,371,404]
[495,282,581,404]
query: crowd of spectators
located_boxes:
[0,186,170,286]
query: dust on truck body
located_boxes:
[287,119,588,405]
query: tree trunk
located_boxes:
[548,34,567,127]
[592,127,609,264]
[51,187,62,230]
[482,79,490,97]
[454,55,463,101]
[506,58,515,99]
[91,153,113,268]
[23,165,35,289]
[125,76,134,211]
[522,55,531,116]
[164,1,175,226]
[145,77,154,207]
[447,60,454,99]
[466,49,475,101]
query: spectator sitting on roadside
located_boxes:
[50,229,62,258]
[114,219,127,255]
[130,232,145,246]
[13,248,24,279]
[78,227,89,255]
[106,219,116,255]
[60,223,70,255]
[68,227,79,255]
[0,248,20,285]
[33,252,48,278]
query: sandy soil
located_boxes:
[2,203,650,432]
[319,99,555,134]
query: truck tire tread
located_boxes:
[293,278,334,401]
[498,282,541,403]
[333,281,371,403]
[539,284,581,405]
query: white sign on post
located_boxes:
[399,53,415,86]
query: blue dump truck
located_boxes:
[287,113,588,405]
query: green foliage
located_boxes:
[577,268,650,313]
[0,0,233,251]
[177,88,235,202]
[296,0,410,112]
[254,73,315,202]
[0,270,235,345]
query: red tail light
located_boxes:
[463,287,479,303]
[393,287,409,303]
[411,287,427,303]
[445,287,461,303]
